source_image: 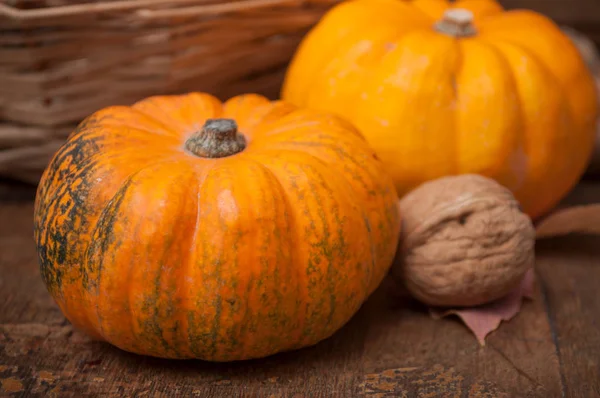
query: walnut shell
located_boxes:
[393,174,535,307]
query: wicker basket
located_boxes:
[0,0,340,184]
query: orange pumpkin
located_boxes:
[33,93,400,361]
[282,0,599,219]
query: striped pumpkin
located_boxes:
[33,93,401,361]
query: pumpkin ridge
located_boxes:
[479,34,571,101]
[250,140,397,297]
[99,108,179,137]
[37,116,173,226]
[254,159,287,358]
[244,113,391,200]
[305,29,400,116]
[221,94,272,130]
[93,159,203,358]
[252,149,377,344]
[237,272,255,359]
[477,10,598,125]
[128,178,176,357]
[84,175,135,342]
[122,198,149,355]
[225,101,294,138]
[252,144,369,202]
[485,27,597,217]
[282,0,433,103]
[450,42,461,179]
[249,117,362,145]
[35,127,106,297]
[207,161,244,360]
[259,141,376,198]
[186,158,298,360]
[81,155,185,289]
[352,29,461,193]
[146,93,226,140]
[233,157,299,356]
[183,163,214,358]
[34,118,174,341]
[205,169,225,360]
[249,154,324,344]
[479,37,576,215]
[250,119,324,139]
[185,92,226,123]
[35,116,105,207]
[210,248,224,362]
[294,160,338,343]
[146,223,179,357]
[128,104,185,136]
[303,160,338,332]
[96,118,180,142]
[183,163,219,359]
[302,156,386,338]
[238,155,305,351]
[73,106,182,141]
[82,157,188,343]
[454,37,524,188]
[193,159,277,360]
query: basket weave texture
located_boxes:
[0,0,340,183]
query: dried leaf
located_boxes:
[535,204,600,238]
[429,268,535,345]
[428,200,600,345]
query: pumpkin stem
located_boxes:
[434,8,477,37]
[185,118,246,158]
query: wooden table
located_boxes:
[1,182,599,398]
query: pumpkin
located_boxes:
[33,93,401,361]
[562,26,600,175]
[282,0,599,219]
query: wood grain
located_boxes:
[0,179,36,202]
[536,236,600,398]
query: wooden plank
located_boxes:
[534,182,600,397]
[536,236,600,398]
[0,203,566,397]
[0,179,37,202]
[355,277,563,397]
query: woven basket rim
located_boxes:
[0,0,303,21]
[0,0,340,184]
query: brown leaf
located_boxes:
[429,268,535,345]
[426,200,600,345]
[535,204,600,238]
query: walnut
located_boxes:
[392,174,535,307]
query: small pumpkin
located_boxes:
[33,93,401,361]
[282,0,599,219]
[562,26,600,175]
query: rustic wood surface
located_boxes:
[0,182,599,397]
